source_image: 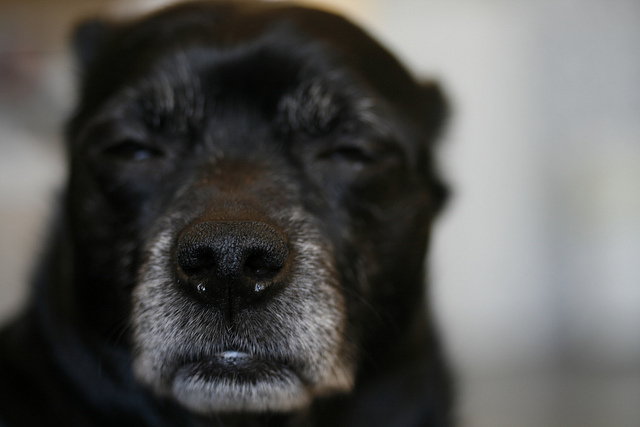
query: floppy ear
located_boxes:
[419,80,450,215]
[420,80,449,141]
[71,19,112,72]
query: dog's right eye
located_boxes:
[319,146,376,164]
[102,140,163,161]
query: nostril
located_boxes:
[243,253,282,281]
[177,246,217,278]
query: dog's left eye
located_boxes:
[102,140,163,161]
[319,146,376,164]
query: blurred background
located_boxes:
[0,0,638,425]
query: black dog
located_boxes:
[0,2,452,426]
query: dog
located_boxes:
[0,2,452,426]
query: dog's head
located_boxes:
[64,1,447,416]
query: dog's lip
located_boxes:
[170,352,309,413]
[215,350,251,360]
[174,351,299,382]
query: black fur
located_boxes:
[0,2,452,426]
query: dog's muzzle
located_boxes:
[131,207,355,414]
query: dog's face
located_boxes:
[65,2,446,416]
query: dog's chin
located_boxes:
[170,352,311,413]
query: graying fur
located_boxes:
[131,207,355,413]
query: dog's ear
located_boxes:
[419,80,449,140]
[71,19,113,71]
[419,80,450,215]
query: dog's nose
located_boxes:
[176,221,289,309]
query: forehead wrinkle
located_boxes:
[141,51,206,123]
[272,59,399,141]
[151,31,393,140]
[78,52,207,141]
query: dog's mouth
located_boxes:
[169,350,311,413]
[175,351,296,383]
[215,350,251,361]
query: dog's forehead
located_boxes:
[74,2,426,129]
[112,1,405,83]
[80,41,391,153]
